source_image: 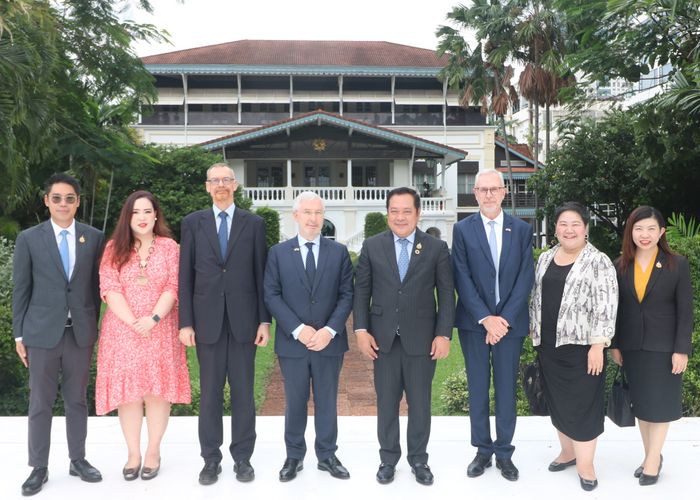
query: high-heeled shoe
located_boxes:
[140,459,161,480]
[639,455,663,486]
[122,462,141,481]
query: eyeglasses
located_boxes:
[207,177,236,186]
[474,187,505,195]
[49,194,78,204]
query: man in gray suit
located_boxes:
[13,173,105,496]
[354,187,454,486]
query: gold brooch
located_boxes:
[79,235,85,243]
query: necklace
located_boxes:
[135,236,156,285]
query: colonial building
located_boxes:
[136,40,536,248]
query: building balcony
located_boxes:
[245,186,450,213]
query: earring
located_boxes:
[154,217,157,220]
[585,233,589,241]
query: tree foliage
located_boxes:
[0,0,166,230]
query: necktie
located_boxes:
[59,229,70,278]
[398,238,409,282]
[218,211,228,259]
[305,242,316,285]
[488,220,500,304]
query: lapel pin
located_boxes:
[293,247,300,252]
[415,249,420,255]
[79,235,86,243]
[505,227,512,232]
[655,262,662,268]
[416,242,422,250]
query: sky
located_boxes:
[125,0,465,57]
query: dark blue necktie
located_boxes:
[398,238,409,282]
[305,242,316,285]
[218,211,228,259]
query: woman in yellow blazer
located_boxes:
[611,206,693,486]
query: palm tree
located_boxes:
[437,0,520,214]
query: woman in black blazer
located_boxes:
[611,206,693,487]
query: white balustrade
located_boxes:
[245,187,287,202]
[421,197,448,213]
[292,187,347,201]
[353,187,390,202]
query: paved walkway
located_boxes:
[261,318,408,416]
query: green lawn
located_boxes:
[431,328,465,415]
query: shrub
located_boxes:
[255,206,281,248]
[364,212,387,239]
[440,369,468,414]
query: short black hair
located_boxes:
[44,173,81,196]
[554,201,589,226]
[386,187,420,210]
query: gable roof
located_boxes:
[198,110,467,164]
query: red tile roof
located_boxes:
[142,40,446,67]
[495,136,535,161]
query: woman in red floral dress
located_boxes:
[96,190,190,481]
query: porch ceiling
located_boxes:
[198,110,467,164]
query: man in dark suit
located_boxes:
[179,163,270,485]
[264,191,353,482]
[354,187,454,486]
[451,170,534,482]
[13,173,105,496]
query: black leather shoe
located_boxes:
[579,475,598,491]
[21,467,48,496]
[198,461,221,485]
[411,463,434,485]
[318,455,350,479]
[69,459,102,483]
[467,454,492,478]
[496,458,519,481]
[639,455,662,486]
[122,462,140,481]
[279,458,303,482]
[636,454,662,479]
[376,463,395,484]
[234,459,255,482]
[548,458,576,472]
[140,460,160,480]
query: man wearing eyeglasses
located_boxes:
[13,173,105,496]
[178,163,270,485]
[263,191,353,482]
[451,170,534,482]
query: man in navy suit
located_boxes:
[452,170,534,482]
[264,191,353,482]
[179,163,270,485]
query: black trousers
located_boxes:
[27,327,93,467]
[374,335,435,466]
[196,314,256,463]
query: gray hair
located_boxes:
[474,169,505,187]
[206,162,235,179]
[292,191,325,212]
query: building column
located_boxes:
[346,159,353,202]
[286,159,293,202]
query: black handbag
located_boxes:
[522,356,550,416]
[606,366,636,427]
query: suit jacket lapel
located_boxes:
[499,216,514,274]
[290,239,312,293]
[71,223,87,283]
[312,237,330,293]
[201,210,221,260]
[382,231,401,283]
[41,221,68,281]
[225,210,248,262]
[403,230,423,281]
[473,216,496,270]
[643,251,666,301]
